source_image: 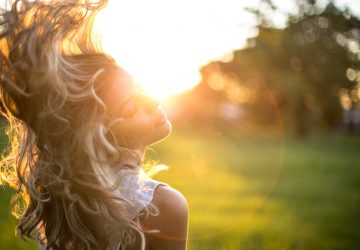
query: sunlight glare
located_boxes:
[95,0,256,100]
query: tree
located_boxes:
[213,1,360,134]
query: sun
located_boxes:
[131,67,202,101]
[94,5,202,101]
[97,27,203,101]
[94,0,253,100]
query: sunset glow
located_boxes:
[94,0,359,100]
[95,0,258,100]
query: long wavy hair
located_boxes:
[0,1,158,249]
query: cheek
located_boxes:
[113,116,157,140]
[109,111,171,147]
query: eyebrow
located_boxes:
[116,88,141,112]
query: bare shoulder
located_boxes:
[152,185,188,215]
[140,185,189,250]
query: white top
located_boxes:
[38,170,168,249]
[117,169,168,219]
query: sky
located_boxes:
[96,0,259,99]
[334,0,360,16]
[0,0,358,99]
[96,0,360,99]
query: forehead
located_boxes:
[100,69,137,106]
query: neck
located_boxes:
[119,146,146,169]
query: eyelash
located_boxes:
[121,102,138,118]
[118,92,156,118]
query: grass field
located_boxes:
[1,124,359,250]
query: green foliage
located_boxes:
[283,4,360,126]
[0,189,38,250]
[213,1,360,135]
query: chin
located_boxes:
[162,119,172,137]
[150,120,172,145]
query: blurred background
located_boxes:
[1,0,360,249]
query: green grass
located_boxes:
[1,124,359,250]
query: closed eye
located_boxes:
[133,93,159,112]
[120,102,138,118]
[116,91,155,118]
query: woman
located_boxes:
[0,0,188,249]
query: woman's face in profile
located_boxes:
[100,69,172,149]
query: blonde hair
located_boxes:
[0,1,157,249]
